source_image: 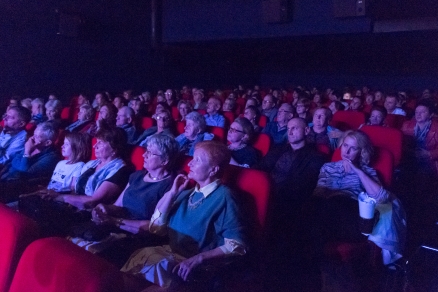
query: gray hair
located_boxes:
[144,134,179,169]
[31,98,44,107]
[36,121,58,142]
[20,98,32,110]
[186,111,207,133]
[80,104,95,120]
[120,106,135,119]
[45,99,63,112]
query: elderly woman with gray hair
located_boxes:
[175,111,214,156]
[65,104,95,133]
[45,99,63,129]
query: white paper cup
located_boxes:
[358,192,376,219]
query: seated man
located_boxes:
[384,94,406,116]
[262,103,294,144]
[307,107,342,152]
[0,106,31,169]
[116,106,140,145]
[261,94,278,123]
[0,122,61,202]
[204,97,225,127]
[30,98,46,124]
[348,96,363,112]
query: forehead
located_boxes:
[371,110,383,115]
[314,109,326,115]
[194,148,209,161]
[7,109,18,117]
[279,104,291,111]
[343,136,358,146]
[416,105,429,112]
[287,119,304,128]
[231,122,242,129]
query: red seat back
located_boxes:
[130,146,145,171]
[9,237,124,292]
[176,121,185,135]
[331,147,393,187]
[331,111,366,131]
[223,111,236,126]
[258,115,268,128]
[360,125,403,166]
[60,107,71,121]
[141,117,155,130]
[208,126,226,143]
[0,203,39,292]
[384,114,405,129]
[252,133,271,157]
[171,106,179,120]
[25,122,36,135]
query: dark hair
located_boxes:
[370,105,387,118]
[8,106,31,124]
[65,132,91,163]
[297,98,311,109]
[332,101,345,111]
[95,127,128,158]
[100,103,118,127]
[416,100,436,115]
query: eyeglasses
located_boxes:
[228,127,245,134]
[262,100,272,104]
[155,116,169,121]
[145,150,161,157]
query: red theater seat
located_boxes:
[258,115,268,128]
[360,125,403,166]
[9,237,124,292]
[208,126,226,143]
[176,121,185,135]
[331,111,366,131]
[252,133,271,157]
[0,203,39,292]
[384,114,406,129]
[130,145,145,171]
[141,117,155,130]
[223,111,236,125]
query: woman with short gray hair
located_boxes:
[45,99,63,129]
[175,111,213,156]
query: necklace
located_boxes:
[188,192,206,210]
[148,172,169,181]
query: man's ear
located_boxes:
[19,120,26,128]
[209,165,219,177]
[304,126,310,136]
[127,117,133,124]
[44,139,53,147]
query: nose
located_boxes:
[188,159,193,167]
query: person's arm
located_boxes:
[0,131,26,165]
[58,181,122,210]
[218,115,225,128]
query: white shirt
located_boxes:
[47,160,84,192]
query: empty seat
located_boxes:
[331,111,366,131]
[0,203,39,292]
[360,125,403,166]
[9,237,124,292]
[252,133,271,157]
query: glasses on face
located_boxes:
[145,150,161,157]
[278,109,292,114]
[228,127,245,134]
[263,100,272,104]
[155,116,169,121]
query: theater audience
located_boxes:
[359,105,388,128]
[0,106,31,167]
[307,107,341,152]
[175,111,214,156]
[204,97,225,127]
[92,92,109,111]
[228,117,259,168]
[136,110,174,146]
[129,97,148,118]
[45,99,63,129]
[311,131,405,265]
[116,106,140,145]
[65,104,95,133]
[261,94,278,123]
[192,89,206,110]
[121,141,247,289]
[164,89,177,107]
[20,98,32,111]
[262,103,294,144]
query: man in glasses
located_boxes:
[262,103,294,144]
[136,110,175,146]
[204,97,225,128]
[261,94,278,123]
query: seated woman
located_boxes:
[70,135,179,260]
[359,105,388,128]
[45,99,63,129]
[176,100,193,122]
[53,127,132,210]
[175,111,214,156]
[65,104,95,133]
[136,109,174,146]
[244,105,262,133]
[328,100,345,115]
[121,141,248,289]
[228,117,259,168]
[311,131,406,265]
[88,103,118,136]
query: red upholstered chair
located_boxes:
[208,126,226,143]
[258,115,268,128]
[71,108,80,122]
[252,133,271,157]
[130,146,145,171]
[196,109,206,116]
[25,122,36,135]
[9,237,124,292]
[331,111,366,131]
[223,111,236,126]
[176,121,185,135]
[141,117,155,130]
[171,106,179,120]
[0,203,39,292]
[360,125,403,167]
[60,107,71,121]
[384,114,406,129]
[331,146,393,188]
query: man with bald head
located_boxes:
[262,103,294,144]
[116,106,140,145]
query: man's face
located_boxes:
[32,127,48,146]
[31,103,41,116]
[384,97,397,111]
[4,109,25,132]
[193,91,203,103]
[223,99,232,111]
[312,109,328,128]
[116,109,130,126]
[287,119,308,145]
[277,104,293,123]
[350,97,362,111]
[262,95,274,110]
[206,98,219,115]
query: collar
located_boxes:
[192,179,221,198]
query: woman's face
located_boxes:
[223,99,233,112]
[313,94,321,103]
[227,122,246,144]
[415,105,432,124]
[329,102,336,114]
[77,107,87,121]
[365,94,374,105]
[165,89,173,102]
[142,143,165,172]
[98,106,109,120]
[46,107,57,120]
[296,103,306,115]
[113,97,123,109]
[155,104,165,114]
[184,119,200,140]
[78,95,86,105]
[187,148,213,183]
[369,110,385,126]
[93,138,115,160]
[244,108,256,124]
[179,103,190,118]
[61,138,73,158]
[341,136,361,163]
